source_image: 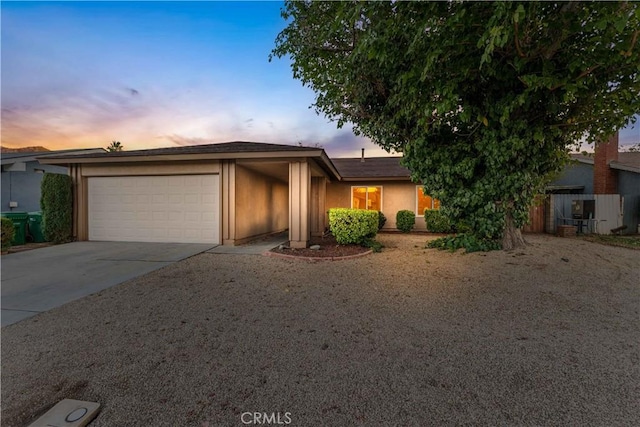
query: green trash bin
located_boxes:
[27,211,45,243]
[0,212,29,246]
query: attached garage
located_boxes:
[88,174,219,244]
[40,142,341,248]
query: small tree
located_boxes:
[106,141,123,152]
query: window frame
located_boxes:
[416,185,439,216]
[350,185,383,211]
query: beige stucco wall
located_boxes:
[326,181,427,231]
[310,176,327,236]
[234,165,288,241]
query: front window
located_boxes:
[351,186,382,210]
[416,186,440,215]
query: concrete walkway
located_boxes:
[207,232,288,255]
[1,241,215,327]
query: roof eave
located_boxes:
[38,149,326,165]
[339,176,412,182]
[317,151,342,180]
[572,157,594,165]
[610,162,640,174]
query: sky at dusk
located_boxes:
[1,1,638,157]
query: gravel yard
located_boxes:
[2,234,639,426]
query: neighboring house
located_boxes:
[1,149,105,212]
[546,133,640,234]
[41,142,442,247]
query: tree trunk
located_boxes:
[502,208,527,250]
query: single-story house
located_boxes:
[37,136,640,245]
[40,142,437,247]
[1,148,105,212]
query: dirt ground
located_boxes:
[1,233,639,426]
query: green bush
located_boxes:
[41,173,73,244]
[329,208,378,245]
[378,211,387,230]
[1,217,15,250]
[453,219,472,234]
[362,236,384,253]
[424,209,453,233]
[426,233,501,253]
[396,210,415,233]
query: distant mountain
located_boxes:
[0,146,50,153]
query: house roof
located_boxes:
[612,152,640,173]
[42,142,319,160]
[39,141,342,180]
[331,157,410,181]
[570,152,640,173]
[39,141,323,161]
[39,143,416,181]
[1,148,106,165]
[569,153,594,165]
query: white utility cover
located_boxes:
[88,175,219,244]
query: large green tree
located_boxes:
[272,1,639,249]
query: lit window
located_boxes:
[351,186,382,210]
[416,186,440,215]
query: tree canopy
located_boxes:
[272,1,639,250]
[106,141,123,152]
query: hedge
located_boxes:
[396,210,415,233]
[328,208,378,245]
[41,173,73,244]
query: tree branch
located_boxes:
[624,29,639,57]
[548,64,601,91]
[514,21,526,58]
[517,75,529,87]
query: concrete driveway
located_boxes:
[1,241,215,327]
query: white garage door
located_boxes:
[88,175,219,244]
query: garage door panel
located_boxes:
[88,175,219,244]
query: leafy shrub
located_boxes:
[1,217,15,250]
[328,208,378,245]
[453,219,472,234]
[41,173,73,244]
[424,209,453,233]
[377,211,387,230]
[396,210,415,233]
[362,236,384,253]
[426,233,501,253]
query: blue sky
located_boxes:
[1,0,385,157]
[1,1,638,156]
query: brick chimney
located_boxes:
[593,131,619,194]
